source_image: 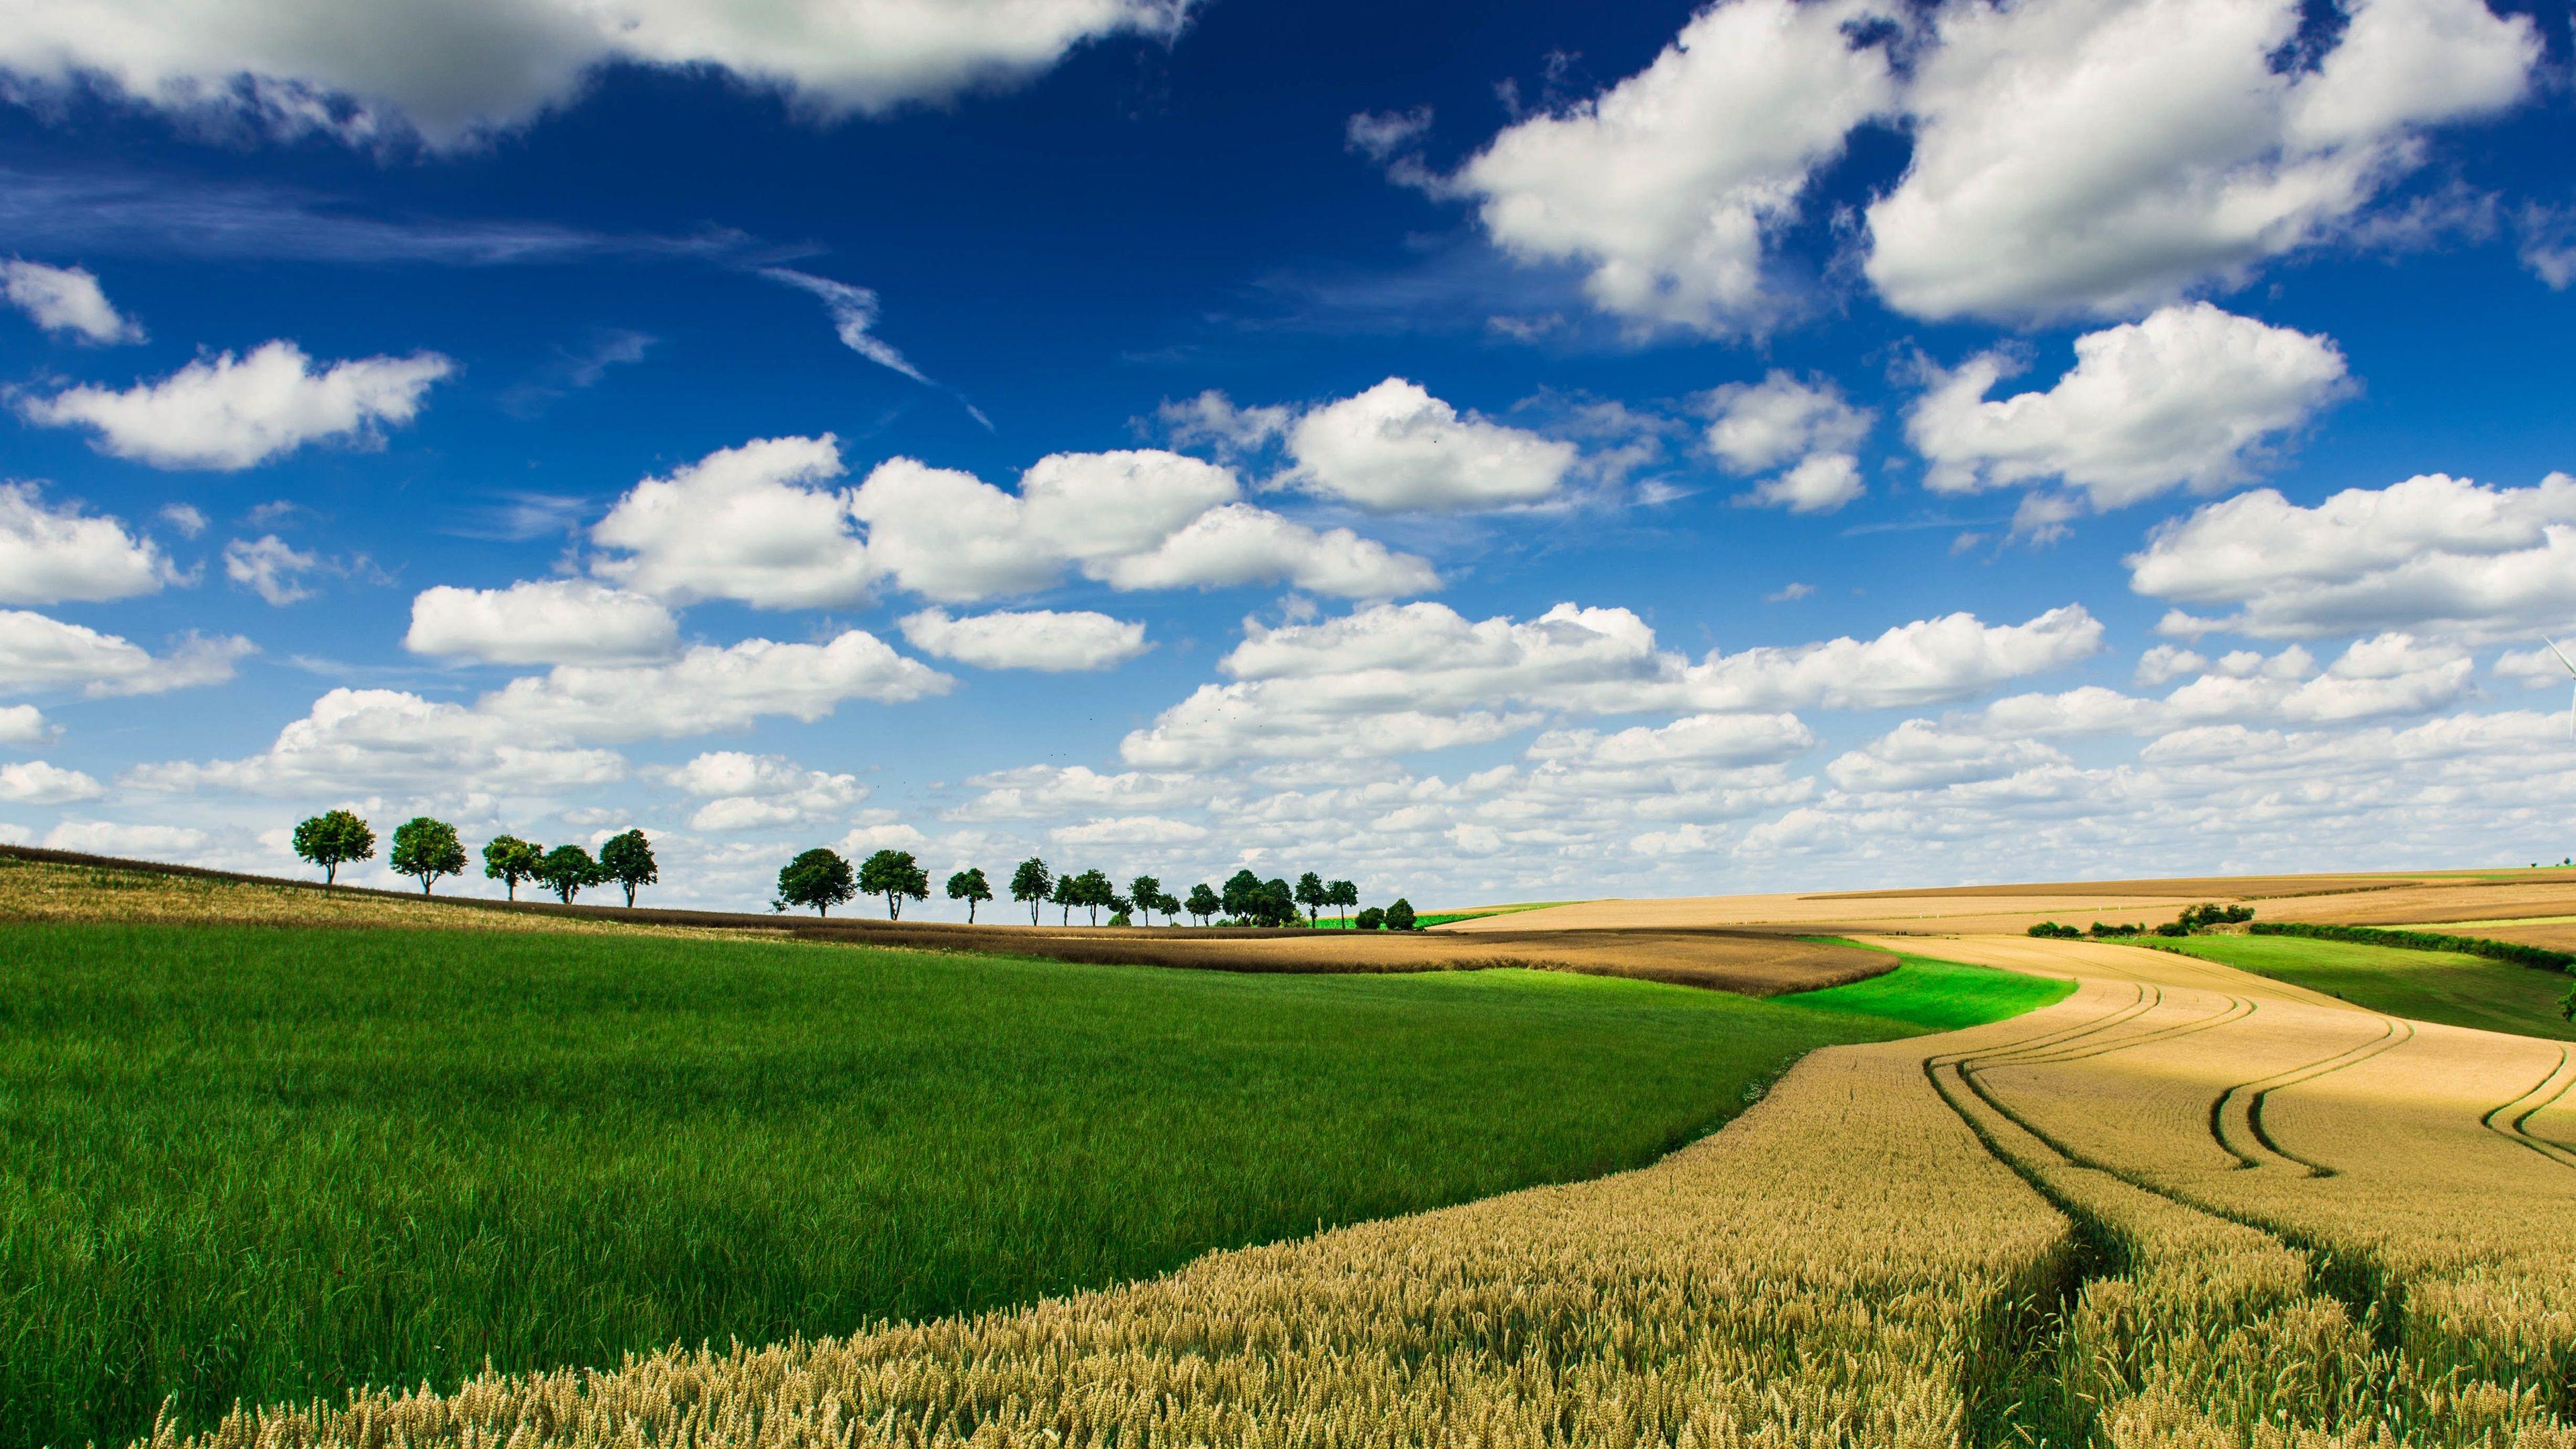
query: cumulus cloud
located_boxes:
[952,763,1205,820]
[480,631,950,743]
[405,579,679,666]
[853,451,1436,602]
[0,610,252,698]
[652,750,867,832]
[123,686,627,797]
[591,434,873,608]
[0,258,142,342]
[1527,712,1817,769]
[222,534,323,606]
[1120,600,2098,768]
[1053,814,1209,847]
[1909,303,2349,512]
[0,482,173,604]
[898,607,1147,672]
[1827,720,2070,793]
[18,341,452,470]
[1452,0,1896,333]
[2127,472,2576,641]
[1282,378,1578,513]
[0,0,1193,148]
[1866,0,2540,321]
[0,758,105,804]
[44,820,206,856]
[1695,371,1873,514]
[0,703,49,747]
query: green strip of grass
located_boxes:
[0,921,1917,1448]
[2147,934,2576,1041]
[1777,949,2076,1033]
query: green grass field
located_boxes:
[1782,949,2078,1032]
[0,921,2058,1447]
[2149,933,2576,1040]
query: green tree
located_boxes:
[598,829,658,907]
[1011,857,1053,925]
[290,808,374,885]
[859,849,930,920]
[1072,868,1116,926]
[1185,881,1220,926]
[1220,869,1265,922]
[1051,873,1079,925]
[947,867,992,923]
[1294,871,1328,924]
[482,835,541,901]
[1262,878,1297,927]
[775,847,855,917]
[1328,879,1358,925]
[1127,874,1163,926]
[388,816,467,896]
[1385,897,1417,932]
[1355,906,1386,931]
[1153,888,1183,925]
[534,844,600,905]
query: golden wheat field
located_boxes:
[129,912,2576,1449]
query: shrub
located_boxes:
[1107,910,1133,928]
[2153,922,2190,938]
[2086,922,2141,938]
[2027,922,2082,939]
[2249,920,2576,973]
[1354,906,1385,931]
[1385,898,1417,932]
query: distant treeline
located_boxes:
[2246,920,2576,974]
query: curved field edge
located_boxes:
[2,920,1942,1448]
[2145,931,2576,1041]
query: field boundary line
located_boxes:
[2210,1014,2416,1179]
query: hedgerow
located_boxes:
[2249,919,2576,973]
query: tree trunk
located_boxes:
[625,883,637,907]
[421,878,431,897]
[506,881,517,902]
[325,862,337,885]
[888,895,901,920]
[967,900,978,924]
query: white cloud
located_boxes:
[0,482,173,604]
[0,258,142,343]
[1866,0,2540,321]
[43,820,206,857]
[1282,378,1577,513]
[1827,720,2070,792]
[222,534,323,606]
[123,686,628,798]
[406,580,678,666]
[478,630,951,743]
[1120,600,2096,769]
[953,763,1204,820]
[1157,390,1291,458]
[0,759,104,804]
[18,340,453,470]
[591,434,873,608]
[1527,712,1817,769]
[0,704,49,747]
[157,502,209,538]
[652,750,867,832]
[1053,814,1210,847]
[760,268,934,385]
[2127,472,2576,641]
[1091,503,1438,598]
[898,607,1147,672]
[1699,370,1870,473]
[1909,304,2348,511]
[0,610,252,698]
[2135,645,2206,687]
[1454,0,1896,333]
[1743,453,1863,514]
[0,0,1192,148]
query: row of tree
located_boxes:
[291,809,659,906]
[774,849,1417,929]
[290,809,1415,928]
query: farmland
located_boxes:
[2147,930,2576,1040]
[1,918,1970,1448]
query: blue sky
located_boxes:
[1,0,2572,911]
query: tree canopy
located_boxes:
[1011,857,1053,924]
[290,809,374,885]
[598,830,657,906]
[534,844,601,905]
[388,816,467,897]
[1386,897,1418,932]
[1295,871,1328,924]
[776,848,856,917]
[947,867,992,923]
[482,835,541,902]
[859,849,930,920]
[1185,882,1220,925]
[1128,874,1162,926]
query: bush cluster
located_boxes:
[2027,902,2253,941]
